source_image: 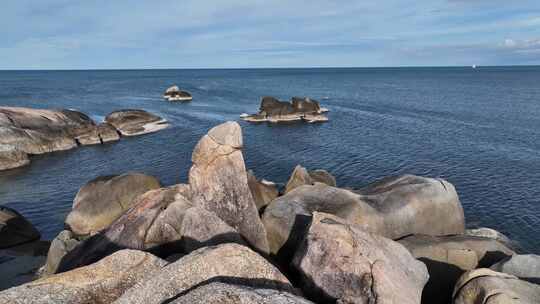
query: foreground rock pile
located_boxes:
[241,96,329,123]
[1,121,538,304]
[0,107,168,171]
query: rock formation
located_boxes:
[163,85,192,101]
[105,109,169,136]
[490,254,540,284]
[241,96,329,123]
[284,165,336,193]
[0,206,40,249]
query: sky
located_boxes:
[1,0,540,69]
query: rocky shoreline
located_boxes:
[0,107,169,171]
[1,121,539,304]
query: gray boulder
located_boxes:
[0,206,40,249]
[293,212,428,304]
[105,109,169,136]
[0,145,29,171]
[40,230,81,277]
[453,269,540,304]
[262,175,464,256]
[0,249,166,304]
[114,243,292,304]
[75,122,120,145]
[399,234,515,303]
[189,121,269,253]
[284,165,336,193]
[168,282,313,304]
[247,170,279,210]
[65,173,161,236]
[491,254,540,284]
[465,227,515,249]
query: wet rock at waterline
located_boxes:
[163,85,192,102]
[65,173,161,236]
[241,96,328,123]
[0,240,50,291]
[0,144,29,171]
[0,206,41,249]
[189,121,270,253]
[105,109,169,136]
[292,212,429,304]
[0,250,167,304]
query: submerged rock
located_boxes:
[262,174,464,256]
[0,145,29,171]
[189,121,270,253]
[65,173,162,236]
[293,212,428,304]
[0,249,167,304]
[163,85,192,101]
[105,109,169,136]
[115,243,292,304]
[453,269,540,304]
[242,96,328,123]
[0,206,40,249]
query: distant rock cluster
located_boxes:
[1,121,539,304]
[163,85,192,102]
[0,107,169,171]
[241,96,329,123]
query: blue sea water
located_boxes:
[0,67,539,253]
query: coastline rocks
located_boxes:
[65,173,162,236]
[163,85,192,102]
[41,230,81,277]
[247,170,279,210]
[0,145,29,171]
[168,282,313,304]
[241,96,328,123]
[0,249,167,304]
[490,254,540,283]
[189,121,270,253]
[262,174,464,256]
[398,234,515,303]
[453,269,540,304]
[75,122,120,145]
[465,227,515,249]
[0,206,40,249]
[284,165,336,193]
[105,109,169,136]
[114,243,292,304]
[292,212,429,304]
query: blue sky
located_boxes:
[1,0,540,69]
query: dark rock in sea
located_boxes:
[247,170,279,210]
[0,249,167,304]
[105,109,169,136]
[262,174,465,257]
[241,96,329,123]
[189,121,270,253]
[0,144,30,171]
[453,269,540,304]
[40,230,81,277]
[398,234,515,303]
[163,85,192,101]
[114,243,292,304]
[65,173,161,236]
[0,206,40,249]
[284,165,336,194]
[0,240,50,291]
[168,282,313,304]
[490,254,540,284]
[292,212,428,304]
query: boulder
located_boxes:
[163,85,192,101]
[262,175,464,256]
[0,145,30,171]
[189,121,269,253]
[105,109,169,136]
[247,170,279,210]
[242,96,328,123]
[75,122,121,145]
[0,206,40,249]
[115,243,292,304]
[0,249,167,304]
[398,234,515,303]
[65,173,162,236]
[453,269,540,304]
[168,282,313,304]
[491,254,540,284]
[40,230,81,277]
[284,165,336,193]
[465,227,515,249]
[293,212,428,304]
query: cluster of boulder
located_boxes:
[241,96,329,123]
[0,107,169,171]
[163,85,192,102]
[1,121,539,304]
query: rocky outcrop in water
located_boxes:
[0,107,168,171]
[0,206,40,249]
[163,85,192,101]
[241,96,329,123]
[490,254,540,284]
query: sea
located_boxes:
[1,67,539,253]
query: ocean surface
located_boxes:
[1,67,539,253]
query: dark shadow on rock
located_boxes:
[275,214,312,265]
[478,250,512,268]
[161,276,299,304]
[418,258,464,304]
